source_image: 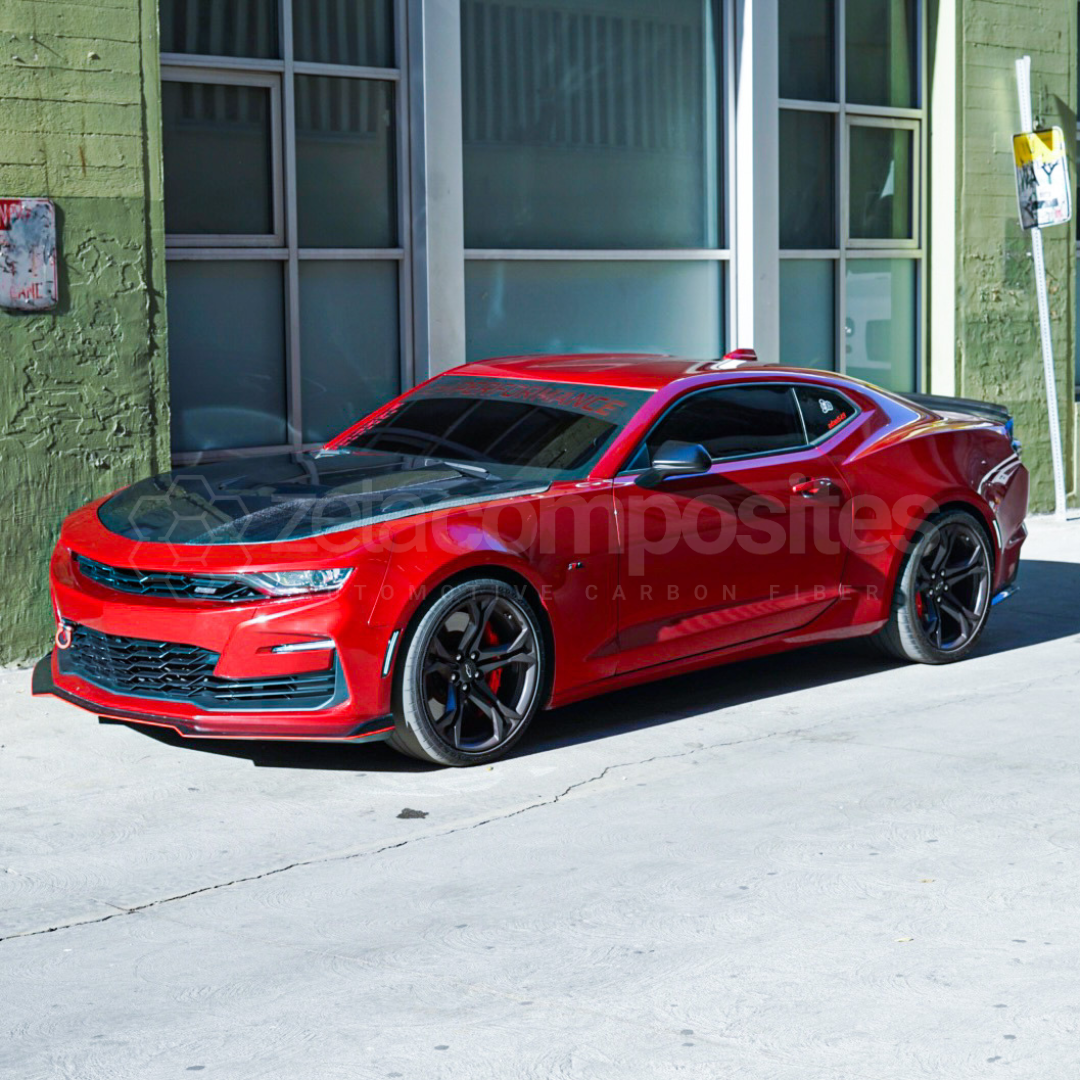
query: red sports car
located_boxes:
[35,354,1028,765]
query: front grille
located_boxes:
[59,625,338,711]
[74,554,264,603]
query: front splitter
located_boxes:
[32,653,395,743]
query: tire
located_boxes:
[873,509,994,664]
[389,577,548,766]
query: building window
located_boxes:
[461,0,728,361]
[161,0,406,461]
[778,0,924,392]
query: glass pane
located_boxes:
[161,0,279,58]
[294,0,395,68]
[300,261,400,443]
[465,261,723,360]
[849,125,914,241]
[295,77,397,248]
[348,378,648,475]
[780,110,835,248]
[646,386,804,460]
[780,260,835,369]
[162,81,274,236]
[796,387,854,439]
[779,0,834,101]
[166,261,287,452]
[461,0,721,249]
[846,0,917,108]
[844,259,916,392]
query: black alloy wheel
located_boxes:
[874,509,994,664]
[911,520,992,652]
[391,579,546,765]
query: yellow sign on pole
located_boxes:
[1013,126,1071,230]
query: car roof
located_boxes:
[453,353,854,392]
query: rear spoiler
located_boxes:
[901,393,1020,455]
[901,392,1011,425]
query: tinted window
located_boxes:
[779,0,835,101]
[461,0,721,249]
[345,376,650,476]
[162,81,274,236]
[795,387,856,441]
[646,385,805,462]
[161,0,280,58]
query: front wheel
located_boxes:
[874,510,994,664]
[389,578,547,766]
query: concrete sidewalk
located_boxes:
[1,518,1077,1080]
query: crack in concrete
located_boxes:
[0,723,812,946]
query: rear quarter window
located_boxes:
[795,387,857,441]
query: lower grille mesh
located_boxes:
[60,625,337,711]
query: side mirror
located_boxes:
[635,440,712,489]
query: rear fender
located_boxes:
[834,421,1006,623]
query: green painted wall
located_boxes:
[955,0,1076,510]
[0,0,167,664]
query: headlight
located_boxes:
[240,568,353,597]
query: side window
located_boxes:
[794,387,856,441]
[645,385,805,463]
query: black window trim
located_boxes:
[616,379,862,475]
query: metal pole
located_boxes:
[1029,228,1069,519]
[1016,55,1068,520]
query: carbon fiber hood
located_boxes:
[98,451,547,545]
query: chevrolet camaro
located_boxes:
[34,354,1028,765]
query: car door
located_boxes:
[613,382,851,673]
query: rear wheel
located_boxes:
[389,578,547,766]
[874,509,993,664]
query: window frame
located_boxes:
[161,67,286,248]
[845,115,921,250]
[616,380,861,474]
[460,0,734,359]
[777,0,927,390]
[161,1,413,465]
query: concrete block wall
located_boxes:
[0,0,168,663]
[955,0,1076,510]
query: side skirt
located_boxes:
[546,616,887,711]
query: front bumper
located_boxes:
[33,653,394,742]
[40,507,400,740]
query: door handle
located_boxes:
[791,476,839,498]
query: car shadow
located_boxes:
[105,558,1079,771]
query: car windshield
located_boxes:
[340,376,651,478]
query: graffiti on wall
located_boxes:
[0,198,58,311]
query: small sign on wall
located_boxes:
[0,198,58,311]
[1013,128,1072,230]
